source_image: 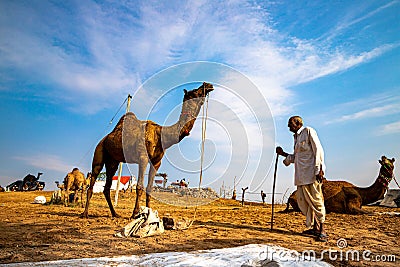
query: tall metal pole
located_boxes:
[114,94,132,206]
[271,153,279,230]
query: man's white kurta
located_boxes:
[283,126,325,186]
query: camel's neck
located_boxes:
[161,98,205,149]
[357,176,389,205]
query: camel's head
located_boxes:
[174,83,213,141]
[183,82,214,101]
[378,156,395,187]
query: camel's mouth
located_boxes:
[202,82,214,95]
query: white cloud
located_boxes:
[324,1,399,41]
[13,154,74,173]
[1,2,396,156]
[377,121,400,136]
[331,104,400,124]
[325,93,400,124]
[1,1,396,117]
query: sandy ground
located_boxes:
[0,190,399,266]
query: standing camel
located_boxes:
[64,168,88,207]
[82,82,214,218]
[285,156,395,214]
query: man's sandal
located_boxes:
[316,233,328,242]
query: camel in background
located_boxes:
[82,82,214,218]
[285,156,395,214]
[64,168,89,207]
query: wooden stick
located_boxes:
[114,94,132,206]
[271,153,279,230]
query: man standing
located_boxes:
[241,187,248,206]
[276,116,327,242]
[261,190,266,204]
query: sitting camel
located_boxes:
[64,168,89,207]
[285,156,395,214]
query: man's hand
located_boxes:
[316,166,324,183]
[276,146,287,157]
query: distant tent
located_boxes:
[379,189,400,208]
[112,176,131,185]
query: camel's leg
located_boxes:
[81,144,105,218]
[347,199,370,214]
[104,160,120,218]
[348,207,370,214]
[344,191,370,214]
[74,188,79,204]
[82,182,88,208]
[65,177,71,207]
[64,187,69,207]
[132,156,148,218]
[146,161,161,208]
[80,184,85,208]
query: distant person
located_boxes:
[163,176,168,188]
[276,116,327,242]
[261,190,266,204]
[241,187,248,206]
[232,189,237,200]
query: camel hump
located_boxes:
[23,174,36,182]
[71,168,85,179]
[120,112,138,124]
[125,112,137,119]
[124,113,142,126]
[111,112,141,132]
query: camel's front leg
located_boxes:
[132,156,148,218]
[64,187,69,207]
[64,179,71,207]
[74,189,79,204]
[80,185,85,208]
[146,161,161,208]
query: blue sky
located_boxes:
[0,1,399,202]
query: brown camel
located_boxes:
[285,156,395,214]
[64,168,88,207]
[82,82,214,218]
